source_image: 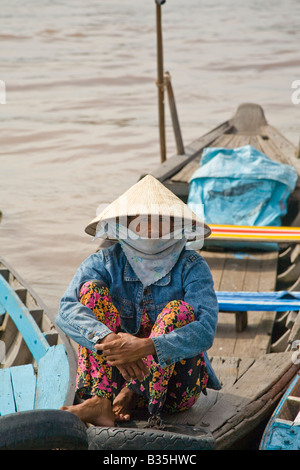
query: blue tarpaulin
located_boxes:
[187,145,298,249]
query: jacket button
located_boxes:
[88,332,95,339]
[166,357,171,365]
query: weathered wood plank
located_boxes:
[0,368,16,416]
[202,251,226,291]
[0,274,49,362]
[203,352,295,435]
[203,251,278,358]
[171,158,200,183]
[257,135,289,165]
[261,124,298,165]
[10,364,36,412]
[209,356,255,390]
[35,345,70,410]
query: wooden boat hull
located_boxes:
[260,372,300,450]
[0,256,77,416]
[88,103,300,450]
[147,103,300,449]
[0,257,89,450]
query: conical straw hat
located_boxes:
[85,174,211,238]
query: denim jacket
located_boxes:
[56,243,221,390]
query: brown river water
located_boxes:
[0,0,300,316]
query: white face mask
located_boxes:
[125,233,181,255]
[94,220,187,287]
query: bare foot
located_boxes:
[112,387,139,422]
[60,395,115,427]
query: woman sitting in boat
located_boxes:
[56,175,221,427]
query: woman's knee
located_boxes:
[151,300,195,337]
[78,279,120,331]
[161,300,195,323]
[79,279,108,299]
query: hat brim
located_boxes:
[85,175,211,240]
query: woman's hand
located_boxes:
[99,332,156,365]
[95,332,155,381]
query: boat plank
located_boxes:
[261,124,298,165]
[0,368,16,416]
[209,356,255,390]
[202,251,226,291]
[249,135,264,153]
[35,344,70,410]
[203,352,295,434]
[203,250,278,358]
[256,135,289,165]
[235,252,276,356]
[170,158,200,183]
[0,275,49,362]
[207,133,240,149]
[10,364,36,412]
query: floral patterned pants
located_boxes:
[76,280,208,416]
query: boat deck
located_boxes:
[204,249,278,359]
[150,103,300,448]
[162,247,299,449]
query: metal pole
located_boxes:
[156,0,166,163]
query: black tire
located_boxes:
[87,424,215,450]
[0,409,88,450]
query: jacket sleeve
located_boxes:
[55,251,113,352]
[151,255,219,368]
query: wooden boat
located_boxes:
[259,371,300,450]
[0,256,87,450]
[87,102,300,451]
[146,102,300,449]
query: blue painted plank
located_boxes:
[0,299,6,315]
[0,368,16,416]
[10,364,36,412]
[264,421,300,450]
[0,275,49,362]
[35,345,70,410]
[217,291,300,312]
[260,373,300,449]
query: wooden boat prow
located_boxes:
[148,103,300,202]
[148,103,300,449]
